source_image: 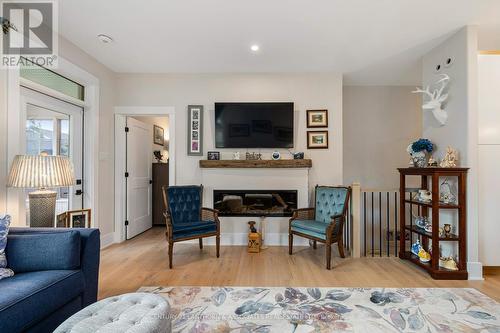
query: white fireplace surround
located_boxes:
[200,168,310,246]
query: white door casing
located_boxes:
[20,87,84,224]
[126,117,153,239]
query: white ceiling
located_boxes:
[59,0,500,85]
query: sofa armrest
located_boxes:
[9,228,100,307]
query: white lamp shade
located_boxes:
[7,155,75,188]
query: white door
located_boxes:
[21,87,84,225]
[126,117,153,239]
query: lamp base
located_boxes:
[29,190,57,227]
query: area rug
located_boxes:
[138,286,500,332]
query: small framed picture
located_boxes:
[307,131,329,149]
[67,209,91,228]
[307,110,328,128]
[207,151,220,160]
[188,105,203,156]
[153,125,165,146]
[56,212,69,228]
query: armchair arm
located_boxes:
[164,210,173,239]
[202,207,220,232]
[290,208,315,221]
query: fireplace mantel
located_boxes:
[199,159,312,168]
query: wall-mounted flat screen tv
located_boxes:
[215,102,294,148]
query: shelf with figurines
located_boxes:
[398,139,468,280]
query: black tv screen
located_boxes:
[215,102,294,148]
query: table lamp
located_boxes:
[7,155,75,227]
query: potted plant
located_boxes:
[407,138,434,168]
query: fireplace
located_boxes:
[213,190,298,217]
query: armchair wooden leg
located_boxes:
[168,242,174,269]
[288,233,293,255]
[313,240,317,249]
[216,236,220,258]
[199,238,203,249]
[326,243,332,270]
[338,239,345,258]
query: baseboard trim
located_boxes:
[100,232,116,249]
[467,261,484,280]
[186,233,309,246]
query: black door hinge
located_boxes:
[125,172,129,178]
[125,220,129,226]
[125,127,129,132]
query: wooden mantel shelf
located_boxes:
[199,159,312,168]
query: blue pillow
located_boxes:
[0,214,14,280]
[6,230,81,273]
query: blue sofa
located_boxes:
[0,228,100,333]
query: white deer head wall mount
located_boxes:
[413,74,450,126]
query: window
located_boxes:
[20,58,85,101]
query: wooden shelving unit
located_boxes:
[398,167,469,280]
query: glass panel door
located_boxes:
[21,87,84,226]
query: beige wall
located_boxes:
[0,69,7,213]
[343,86,422,189]
[115,73,344,202]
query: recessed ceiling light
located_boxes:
[250,44,260,52]
[97,34,113,44]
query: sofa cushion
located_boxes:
[167,185,202,224]
[6,231,81,273]
[0,214,11,268]
[173,221,217,240]
[291,219,329,238]
[0,270,85,332]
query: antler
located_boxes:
[435,74,450,100]
[412,86,434,99]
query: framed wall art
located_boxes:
[69,209,91,228]
[153,125,165,145]
[307,109,328,128]
[187,105,203,156]
[307,130,329,149]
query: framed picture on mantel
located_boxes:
[188,105,203,156]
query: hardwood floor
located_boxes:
[99,227,500,301]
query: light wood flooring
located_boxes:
[99,227,500,301]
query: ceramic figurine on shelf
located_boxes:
[418,248,431,263]
[411,239,422,256]
[443,224,452,237]
[428,156,438,167]
[440,146,459,167]
[439,256,458,270]
[417,190,432,203]
[232,152,240,160]
[439,227,444,237]
[440,178,457,204]
[415,216,428,229]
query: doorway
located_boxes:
[114,108,175,242]
[21,87,84,225]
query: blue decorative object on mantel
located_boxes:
[407,138,434,167]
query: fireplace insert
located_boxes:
[213,190,298,217]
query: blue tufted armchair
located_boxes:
[289,185,351,269]
[162,185,220,268]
